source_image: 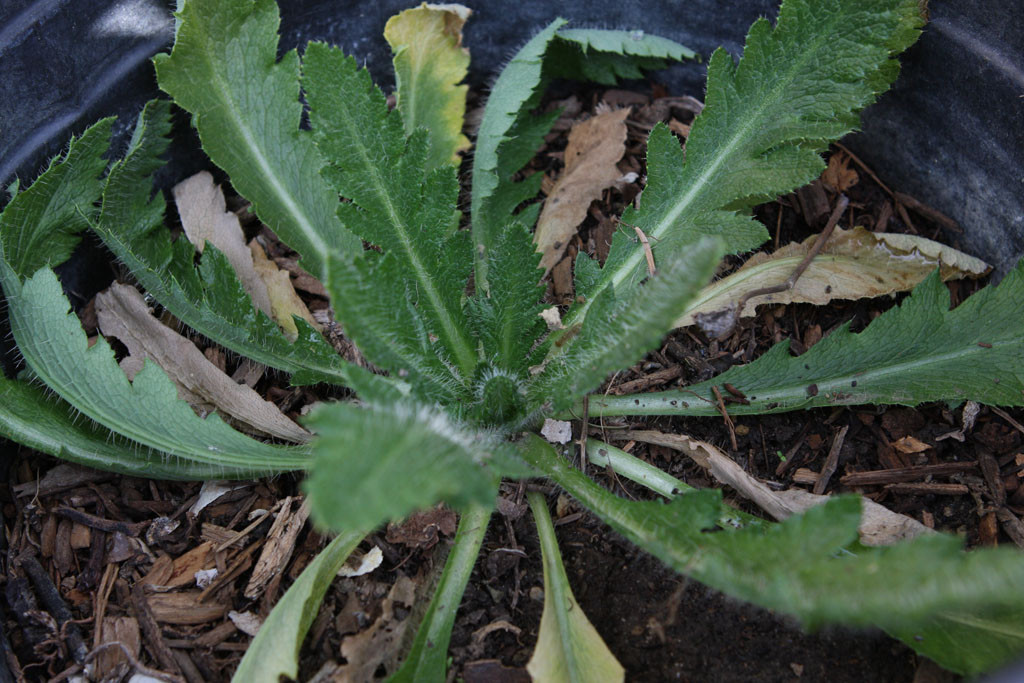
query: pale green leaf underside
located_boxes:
[304,400,510,533]
[0,374,246,480]
[154,0,359,279]
[2,266,309,476]
[390,502,493,683]
[568,0,924,328]
[587,263,1024,418]
[527,491,624,683]
[522,435,1024,674]
[92,100,396,397]
[232,529,363,683]
[470,18,565,292]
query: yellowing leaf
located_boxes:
[249,240,320,342]
[526,491,624,683]
[535,108,630,272]
[95,282,311,443]
[385,3,472,169]
[173,171,272,316]
[675,227,990,328]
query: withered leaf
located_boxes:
[633,430,931,546]
[822,151,859,193]
[96,282,311,443]
[535,108,630,272]
[173,171,273,316]
[676,226,990,328]
[249,239,321,341]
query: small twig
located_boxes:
[69,641,185,683]
[711,386,738,451]
[991,406,1024,438]
[130,584,184,677]
[813,424,848,495]
[631,224,657,276]
[834,143,894,196]
[733,194,850,318]
[18,556,89,664]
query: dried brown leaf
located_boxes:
[621,430,931,546]
[249,240,321,341]
[676,226,990,328]
[822,152,859,193]
[96,282,311,443]
[892,435,932,454]
[535,108,630,272]
[173,171,272,315]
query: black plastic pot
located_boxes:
[2,0,1022,276]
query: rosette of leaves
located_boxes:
[2,0,1024,680]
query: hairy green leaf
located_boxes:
[390,502,492,683]
[465,222,546,376]
[567,0,924,329]
[153,0,358,278]
[586,438,1024,674]
[521,435,1024,674]
[0,374,247,480]
[232,529,363,683]
[323,251,468,405]
[548,28,696,84]
[304,400,509,532]
[303,42,477,378]
[90,100,396,397]
[385,3,472,169]
[1,265,309,475]
[0,118,112,276]
[526,491,625,683]
[587,263,1024,418]
[530,237,722,412]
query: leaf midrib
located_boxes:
[600,336,1019,416]
[565,15,840,331]
[331,100,478,378]
[197,33,330,274]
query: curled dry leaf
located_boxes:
[338,546,383,577]
[535,108,631,272]
[96,282,311,443]
[621,430,931,546]
[173,171,273,315]
[892,435,932,454]
[675,226,990,328]
[821,151,859,193]
[249,239,321,341]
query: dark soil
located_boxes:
[2,77,1021,683]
